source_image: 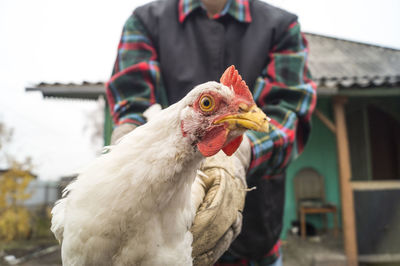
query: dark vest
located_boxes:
[135,0,296,259]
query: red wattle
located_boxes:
[197,126,228,157]
[222,135,243,156]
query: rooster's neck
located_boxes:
[117,105,203,210]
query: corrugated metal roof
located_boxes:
[305,33,400,90]
[26,33,400,98]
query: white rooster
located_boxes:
[51,66,269,266]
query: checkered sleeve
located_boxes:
[106,14,167,126]
[246,21,317,180]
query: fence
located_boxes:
[23,180,60,208]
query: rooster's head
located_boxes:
[180,65,269,157]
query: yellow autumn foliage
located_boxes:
[0,162,34,242]
[0,207,31,241]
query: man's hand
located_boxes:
[110,104,162,145]
[110,123,137,145]
[191,136,251,265]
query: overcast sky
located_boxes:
[0,0,399,180]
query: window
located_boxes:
[346,102,400,180]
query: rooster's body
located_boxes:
[51,66,269,266]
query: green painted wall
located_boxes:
[281,98,342,239]
[104,103,113,146]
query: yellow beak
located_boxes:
[213,104,270,133]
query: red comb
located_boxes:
[220,65,253,101]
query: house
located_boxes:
[289,33,400,264]
[27,33,400,264]
[0,169,58,209]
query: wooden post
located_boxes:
[314,109,336,134]
[333,96,358,266]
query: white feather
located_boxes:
[51,82,234,266]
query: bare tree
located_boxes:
[0,119,14,165]
[82,96,105,154]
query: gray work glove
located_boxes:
[191,135,251,266]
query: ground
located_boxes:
[0,239,60,266]
[2,232,346,266]
[282,232,346,266]
[18,246,61,266]
[5,234,400,266]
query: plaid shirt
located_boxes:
[107,0,317,263]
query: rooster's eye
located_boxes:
[199,95,215,112]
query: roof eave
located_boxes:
[26,85,106,100]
